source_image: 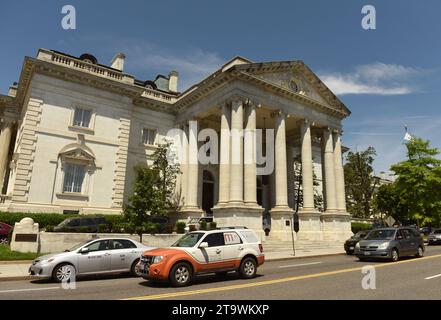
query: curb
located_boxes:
[0,276,31,282]
[0,260,33,265]
[265,252,346,262]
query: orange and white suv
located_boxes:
[137,227,264,286]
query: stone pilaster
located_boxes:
[0,121,13,191]
[184,119,201,211]
[12,98,42,202]
[112,113,131,207]
[300,119,315,212]
[244,102,258,206]
[333,131,347,213]
[229,99,244,204]
[217,103,231,206]
[322,127,337,213]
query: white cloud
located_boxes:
[319,62,423,95]
[120,42,224,91]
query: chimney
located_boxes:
[168,71,179,92]
[8,82,18,97]
[110,53,125,71]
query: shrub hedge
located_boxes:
[0,212,123,229]
[351,222,373,234]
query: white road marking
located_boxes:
[424,273,441,280]
[0,287,60,294]
[279,262,322,268]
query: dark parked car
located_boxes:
[355,227,425,262]
[146,215,170,233]
[420,227,433,236]
[344,230,369,255]
[0,222,13,244]
[53,216,110,233]
[428,229,441,245]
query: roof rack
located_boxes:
[217,226,248,230]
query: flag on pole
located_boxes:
[403,125,413,141]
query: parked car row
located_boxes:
[28,227,265,287]
[344,227,425,262]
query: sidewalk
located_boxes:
[0,248,345,281]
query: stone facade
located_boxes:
[0,49,352,245]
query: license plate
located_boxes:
[364,252,371,256]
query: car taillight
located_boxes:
[259,244,263,253]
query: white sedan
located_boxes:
[29,238,154,282]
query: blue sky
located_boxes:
[1,0,440,175]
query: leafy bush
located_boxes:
[98,224,111,233]
[351,222,373,234]
[200,220,207,230]
[209,221,217,230]
[45,225,54,232]
[176,222,186,234]
[0,212,123,229]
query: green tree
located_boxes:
[344,147,379,218]
[122,142,181,241]
[385,137,441,226]
[122,164,160,241]
[293,156,324,212]
[151,142,181,215]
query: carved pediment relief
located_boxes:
[58,143,95,164]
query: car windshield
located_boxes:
[354,231,367,239]
[66,239,95,252]
[365,229,396,240]
[58,218,73,227]
[171,232,204,247]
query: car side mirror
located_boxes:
[79,247,90,254]
[199,242,208,249]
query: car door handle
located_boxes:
[104,253,111,256]
[238,247,244,250]
[216,249,221,254]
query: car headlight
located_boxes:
[355,242,360,249]
[378,242,389,250]
[40,258,55,264]
[153,256,163,264]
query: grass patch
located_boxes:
[0,245,44,261]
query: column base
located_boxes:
[297,208,322,241]
[212,203,263,230]
[268,206,294,241]
[321,212,352,242]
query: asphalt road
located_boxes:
[2,245,441,300]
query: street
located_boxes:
[1,245,441,300]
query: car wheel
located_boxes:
[52,263,76,283]
[239,257,257,279]
[416,246,424,258]
[0,237,8,245]
[391,248,399,262]
[358,257,367,262]
[169,262,192,287]
[130,259,142,277]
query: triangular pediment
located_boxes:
[230,61,350,116]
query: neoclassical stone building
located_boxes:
[0,49,352,242]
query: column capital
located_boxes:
[271,109,290,119]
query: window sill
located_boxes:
[68,125,95,135]
[56,192,89,200]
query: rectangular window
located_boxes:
[63,163,86,193]
[73,108,92,128]
[142,128,157,145]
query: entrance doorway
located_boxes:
[202,170,214,215]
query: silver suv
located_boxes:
[355,227,425,262]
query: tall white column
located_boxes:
[186,120,199,208]
[218,104,231,205]
[229,100,244,203]
[300,120,315,212]
[179,124,188,205]
[0,122,13,191]
[323,128,338,212]
[333,131,347,213]
[244,103,257,205]
[274,112,289,208]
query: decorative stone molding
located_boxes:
[11,98,43,202]
[112,113,131,208]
